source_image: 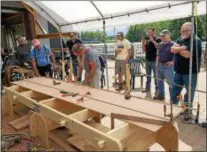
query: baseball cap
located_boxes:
[116,32,124,36]
[160,29,170,36]
[32,39,40,46]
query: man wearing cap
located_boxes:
[171,22,202,109]
[72,43,101,88]
[15,36,32,67]
[30,39,56,77]
[153,29,174,101]
[142,28,161,94]
[66,32,82,81]
[115,32,131,90]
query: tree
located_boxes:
[126,14,206,41]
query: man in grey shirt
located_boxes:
[72,43,101,88]
[15,36,32,67]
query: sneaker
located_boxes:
[142,88,151,93]
[153,95,165,101]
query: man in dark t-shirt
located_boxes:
[15,36,32,67]
[142,28,161,93]
[66,32,82,81]
[171,22,202,108]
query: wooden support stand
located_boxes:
[4,77,183,151]
[30,112,60,149]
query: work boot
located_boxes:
[153,95,165,101]
[142,88,150,93]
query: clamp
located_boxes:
[76,92,91,103]
[53,80,61,85]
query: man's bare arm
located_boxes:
[142,38,146,52]
[50,52,56,65]
[31,59,40,76]
[171,44,187,53]
[149,37,159,48]
[179,51,190,58]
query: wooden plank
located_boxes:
[69,109,99,122]
[49,132,75,151]
[101,116,125,129]
[107,123,155,150]
[67,135,90,151]
[66,118,123,150]
[36,33,71,39]
[111,113,169,129]
[24,77,183,120]
[12,80,168,132]
[9,115,29,131]
[125,63,131,91]
[87,122,110,133]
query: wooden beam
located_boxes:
[20,2,34,16]
[3,14,20,22]
[111,113,169,129]
[49,132,75,151]
[36,33,71,39]
[36,20,47,34]
[9,115,30,131]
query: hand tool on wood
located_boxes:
[53,80,61,85]
[60,90,79,97]
[110,113,169,129]
[76,92,91,103]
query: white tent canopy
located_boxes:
[23,0,206,32]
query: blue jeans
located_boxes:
[171,73,198,105]
[157,64,174,98]
[146,61,158,90]
[73,60,81,81]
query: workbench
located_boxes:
[4,77,183,151]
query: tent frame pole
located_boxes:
[188,1,195,114]
[59,32,65,80]
[61,1,191,27]
[91,1,109,89]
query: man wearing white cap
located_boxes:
[115,32,131,91]
[30,39,56,77]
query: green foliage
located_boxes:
[80,14,206,42]
[126,14,206,41]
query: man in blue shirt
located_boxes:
[154,29,174,101]
[30,39,56,77]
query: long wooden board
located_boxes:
[12,77,183,132]
[24,77,182,118]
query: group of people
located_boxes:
[5,21,202,108]
[7,33,102,88]
[115,22,202,108]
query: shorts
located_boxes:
[115,60,126,75]
[37,64,52,77]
